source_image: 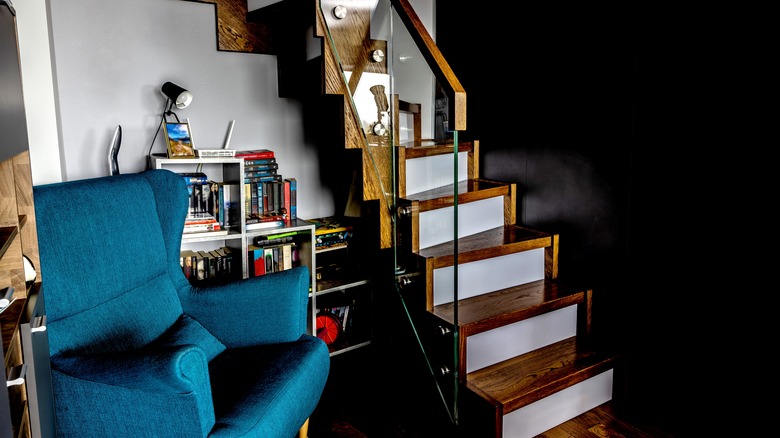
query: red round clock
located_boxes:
[315,313,342,345]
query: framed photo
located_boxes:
[164,121,196,158]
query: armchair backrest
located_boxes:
[33,170,190,358]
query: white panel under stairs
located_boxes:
[432,249,545,306]
[419,196,505,250]
[466,306,577,373]
[503,370,614,438]
[405,151,469,196]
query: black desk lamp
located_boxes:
[161,81,193,120]
[146,81,194,167]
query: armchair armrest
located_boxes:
[51,344,215,437]
[177,266,310,348]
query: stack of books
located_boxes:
[307,216,353,250]
[179,172,229,236]
[183,212,226,235]
[235,149,297,231]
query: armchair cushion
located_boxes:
[153,314,226,362]
[51,344,215,437]
[177,266,311,348]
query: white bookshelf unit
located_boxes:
[151,154,317,334]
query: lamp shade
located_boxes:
[161,81,193,109]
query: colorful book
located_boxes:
[283,179,291,222]
[243,158,277,166]
[286,178,297,220]
[244,162,279,171]
[235,149,275,160]
[179,172,208,185]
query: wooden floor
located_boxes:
[310,400,675,438]
[308,346,678,438]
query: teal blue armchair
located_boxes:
[33,170,329,437]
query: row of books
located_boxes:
[243,178,297,230]
[180,247,236,281]
[236,150,298,231]
[247,242,299,277]
[178,172,240,235]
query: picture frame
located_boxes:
[164,121,196,159]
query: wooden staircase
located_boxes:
[395,142,619,437]
[184,0,621,436]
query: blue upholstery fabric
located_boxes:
[33,170,330,438]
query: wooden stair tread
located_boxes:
[465,336,618,414]
[432,280,585,336]
[399,140,475,158]
[405,178,509,211]
[417,225,552,268]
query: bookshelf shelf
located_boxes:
[308,215,376,357]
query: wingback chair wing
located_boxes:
[33,169,330,437]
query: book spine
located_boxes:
[273,181,281,214]
[243,158,277,165]
[250,182,259,217]
[245,220,284,231]
[288,178,297,220]
[283,179,291,220]
[244,175,282,184]
[256,182,263,216]
[264,248,274,273]
[244,183,251,220]
[282,243,293,271]
[236,152,275,159]
[244,163,279,171]
[245,170,277,178]
[179,172,208,185]
[262,182,269,213]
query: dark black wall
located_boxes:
[436,6,691,434]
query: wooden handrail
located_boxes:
[391,0,466,131]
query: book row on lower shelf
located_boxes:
[180,247,237,282]
[247,241,299,277]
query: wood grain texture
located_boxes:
[504,183,516,226]
[465,336,617,414]
[433,280,586,336]
[0,159,17,227]
[182,0,272,53]
[406,179,509,213]
[536,401,676,438]
[14,152,39,280]
[391,0,466,130]
[417,225,552,269]
[545,233,559,280]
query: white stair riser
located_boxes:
[419,196,505,250]
[433,249,545,306]
[405,151,469,196]
[466,305,577,373]
[503,370,614,438]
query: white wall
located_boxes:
[15,0,61,185]
[17,0,333,219]
[16,0,435,218]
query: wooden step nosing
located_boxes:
[431,236,551,269]
[458,294,586,337]
[416,185,509,212]
[432,280,587,330]
[465,353,617,414]
[402,141,474,159]
[501,359,616,414]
